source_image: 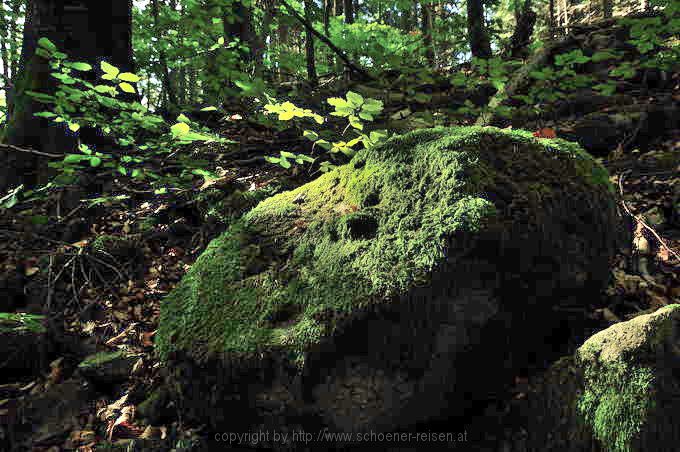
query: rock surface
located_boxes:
[576,303,680,452]
[77,350,138,385]
[0,313,47,381]
[157,126,624,444]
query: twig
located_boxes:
[0,143,64,159]
[619,170,680,262]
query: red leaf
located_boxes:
[533,127,557,139]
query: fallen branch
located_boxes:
[280,0,373,81]
[619,170,680,263]
[0,143,64,159]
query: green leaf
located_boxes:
[348,116,364,130]
[280,151,296,159]
[315,139,331,150]
[327,97,349,108]
[70,62,93,71]
[279,158,291,169]
[26,91,55,103]
[118,72,141,82]
[89,156,102,167]
[346,91,364,106]
[303,130,319,141]
[94,85,114,94]
[68,122,80,132]
[176,113,191,123]
[37,37,57,52]
[118,82,136,93]
[63,154,84,164]
[0,184,24,209]
[171,122,191,136]
[100,61,120,77]
[34,112,57,118]
[200,106,218,112]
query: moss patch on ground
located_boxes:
[157,126,613,364]
[576,304,680,452]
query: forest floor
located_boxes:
[1,79,679,451]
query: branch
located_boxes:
[279,0,373,81]
[0,143,64,159]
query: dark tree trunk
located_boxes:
[304,0,317,86]
[1,0,133,193]
[224,0,255,66]
[421,1,434,65]
[150,0,177,111]
[466,0,492,59]
[343,0,353,23]
[508,0,536,59]
[343,0,354,80]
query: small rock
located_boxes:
[77,351,137,385]
[0,313,47,381]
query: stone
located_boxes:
[575,304,680,452]
[157,127,624,443]
[0,313,47,381]
[77,351,137,385]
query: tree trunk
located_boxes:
[224,0,255,66]
[466,0,492,59]
[343,0,353,23]
[508,0,537,59]
[1,0,133,193]
[560,0,569,33]
[549,0,555,37]
[304,0,317,86]
[421,1,435,65]
[150,0,177,111]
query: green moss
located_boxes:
[78,350,126,368]
[576,304,680,452]
[0,312,46,334]
[157,126,612,364]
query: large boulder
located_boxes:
[157,127,623,446]
[575,304,680,452]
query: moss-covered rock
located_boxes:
[576,304,680,452]
[0,313,47,381]
[157,126,623,439]
[77,350,137,385]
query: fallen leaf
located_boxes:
[25,267,39,277]
[533,127,557,139]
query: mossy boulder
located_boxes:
[0,313,47,381]
[157,126,623,441]
[576,304,680,452]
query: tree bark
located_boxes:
[150,0,177,111]
[304,0,317,86]
[466,0,492,59]
[1,0,133,192]
[508,0,537,59]
[421,1,435,65]
[343,0,353,23]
